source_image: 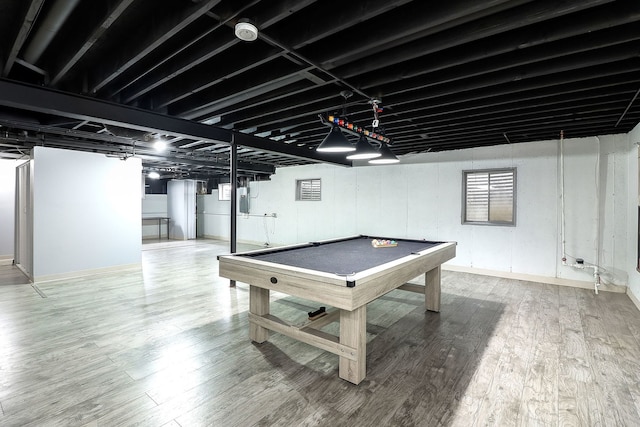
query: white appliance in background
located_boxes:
[167,179,196,240]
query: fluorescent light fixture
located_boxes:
[347,136,382,160]
[316,125,355,152]
[368,143,400,164]
[148,171,160,179]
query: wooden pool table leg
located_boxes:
[249,285,270,343]
[425,266,441,312]
[339,305,367,384]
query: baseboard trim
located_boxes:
[15,263,33,282]
[33,263,142,284]
[442,264,627,294]
[202,235,270,248]
[628,288,640,311]
[0,255,13,266]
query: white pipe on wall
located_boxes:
[560,130,567,264]
[560,134,605,293]
[594,137,602,292]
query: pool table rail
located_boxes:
[219,240,455,311]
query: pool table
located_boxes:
[218,235,456,384]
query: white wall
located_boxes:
[200,190,230,240]
[32,147,142,280]
[201,166,359,245]
[142,194,168,239]
[203,134,632,290]
[167,180,196,240]
[627,123,640,303]
[0,159,27,259]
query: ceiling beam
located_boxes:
[175,66,311,120]
[333,0,616,79]
[215,84,341,128]
[118,0,317,104]
[2,0,45,77]
[0,79,351,165]
[50,0,136,86]
[234,43,639,133]
[269,0,415,51]
[145,43,283,109]
[356,6,640,90]
[380,88,638,135]
[90,0,223,94]
[211,7,639,134]
[379,54,640,114]
[318,0,534,69]
[0,131,276,175]
[121,33,240,104]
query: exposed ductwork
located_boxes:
[23,0,81,65]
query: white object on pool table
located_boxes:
[371,239,398,248]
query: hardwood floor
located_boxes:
[1,239,639,426]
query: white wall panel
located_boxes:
[0,159,27,258]
[405,163,439,239]
[469,226,514,271]
[201,134,635,291]
[560,137,599,277]
[201,191,230,239]
[627,124,640,302]
[372,165,409,238]
[354,167,382,235]
[329,166,358,237]
[141,194,168,239]
[167,180,196,240]
[511,141,558,276]
[142,194,167,215]
[31,147,141,279]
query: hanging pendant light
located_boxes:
[346,135,381,160]
[368,142,399,164]
[316,125,355,152]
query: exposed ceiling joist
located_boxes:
[2,0,45,77]
[0,79,350,166]
[1,0,639,178]
[90,0,224,93]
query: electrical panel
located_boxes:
[239,187,249,213]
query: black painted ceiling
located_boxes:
[0,0,639,179]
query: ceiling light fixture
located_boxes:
[235,21,258,41]
[325,115,391,144]
[368,142,400,164]
[148,171,160,179]
[347,135,381,160]
[154,139,167,151]
[317,91,357,153]
[317,94,398,162]
[316,125,355,152]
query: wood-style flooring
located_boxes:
[1,239,639,426]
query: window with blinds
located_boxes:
[463,169,516,225]
[296,178,321,201]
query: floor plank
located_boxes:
[0,239,639,426]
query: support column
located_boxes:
[229,138,237,287]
